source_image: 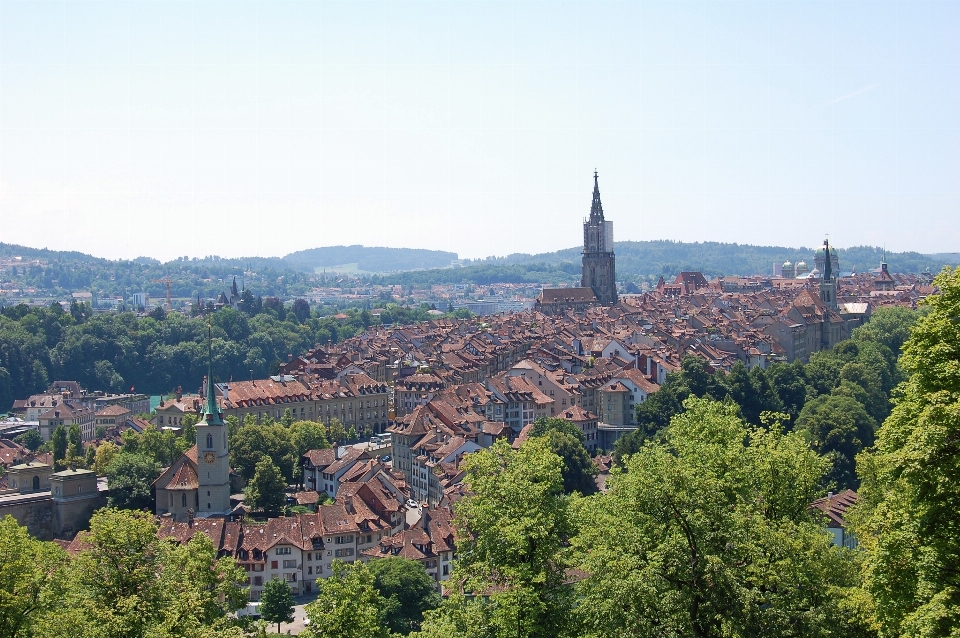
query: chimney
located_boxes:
[288,354,294,362]
[333,444,341,460]
[344,494,354,514]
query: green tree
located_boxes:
[368,557,441,634]
[280,408,294,428]
[572,398,870,638]
[796,394,876,490]
[0,516,67,638]
[51,425,68,470]
[230,423,297,482]
[853,266,960,637]
[851,305,922,357]
[528,418,597,495]
[450,437,574,638]
[256,577,295,633]
[13,429,43,452]
[64,509,165,638]
[766,360,811,423]
[303,560,389,638]
[104,453,162,510]
[633,380,685,438]
[326,418,348,445]
[245,458,286,514]
[66,423,84,466]
[83,444,96,469]
[154,532,248,636]
[93,441,118,475]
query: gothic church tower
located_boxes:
[581,171,618,304]
[819,237,838,311]
[195,329,231,517]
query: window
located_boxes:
[182,493,187,507]
[282,559,297,569]
[271,561,278,569]
[254,576,263,586]
[276,547,292,555]
[335,536,352,544]
[206,433,213,449]
[334,548,353,558]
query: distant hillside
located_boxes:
[0,242,107,264]
[283,245,458,273]
[479,241,959,279]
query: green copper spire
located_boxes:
[202,320,224,426]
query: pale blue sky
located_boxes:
[0,1,957,261]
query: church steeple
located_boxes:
[819,237,838,311]
[201,324,224,426]
[590,170,604,221]
[822,238,833,282]
[581,170,617,304]
[194,320,230,517]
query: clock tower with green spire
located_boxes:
[195,325,231,517]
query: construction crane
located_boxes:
[153,277,173,310]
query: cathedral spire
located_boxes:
[202,321,224,426]
[822,237,832,282]
[590,170,604,220]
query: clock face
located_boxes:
[204,452,215,464]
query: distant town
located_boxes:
[0,173,952,636]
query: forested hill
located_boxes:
[481,241,958,279]
[283,245,458,272]
[2,241,956,294]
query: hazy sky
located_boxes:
[1,1,957,262]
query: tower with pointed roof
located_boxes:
[195,326,231,517]
[819,238,838,311]
[581,171,618,304]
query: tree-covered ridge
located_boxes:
[283,245,459,273]
[0,300,463,410]
[0,243,313,302]
[491,240,957,278]
[4,240,956,299]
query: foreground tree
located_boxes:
[853,266,960,637]
[529,418,598,495]
[572,399,871,638]
[795,394,876,490]
[303,560,389,638]
[368,557,441,634]
[260,577,295,634]
[441,437,575,638]
[0,516,67,638]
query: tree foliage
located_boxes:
[303,560,389,638]
[529,418,598,495]
[245,458,287,514]
[796,395,876,490]
[853,266,960,637]
[367,557,441,635]
[104,453,162,510]
[260,577,295,633]
[573,399,870,638]
[445,437,575,638]
[0,516,67,638]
